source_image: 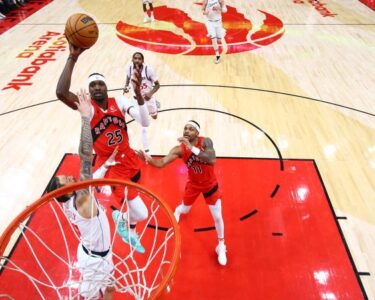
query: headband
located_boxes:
[186,121,200,133]
[88,74,106,85]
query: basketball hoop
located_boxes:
[0,179,181,299]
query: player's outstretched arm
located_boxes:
[139,145,182,168]
[74,89,98,216]
[76,89,93,182]
[56,43,86,110]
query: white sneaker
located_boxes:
[143,16,149,23]
[173,205,181,223]
[150,15,155,22]
[216,243,227,266]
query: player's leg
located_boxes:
[214,23,223,63]
[205,187,227,266]
[148,1,155,21]
[142,0,149,22]
[112,194,148,254]
[174,182,199,222]
[109,165,148,253]
[77,246,102,298]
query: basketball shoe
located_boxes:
[112,210,145,254]
[216,242,227,266]
[215,55,221,64]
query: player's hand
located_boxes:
[104,146,120,168]
[76,88,91,118]
[123,86,130,94]
[131,65,142,95]
[100,185,112,196]
[68,42,86,60]
[135,149,152,163]
[144,92,152,101]
[177,137,192,150]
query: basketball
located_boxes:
[65,13,99,49]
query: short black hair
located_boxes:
[46,177,71,203]
[132,52,144,61]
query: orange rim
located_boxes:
[0,178,181,299]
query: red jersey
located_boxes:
[90,97,132,157]
[90,97,140,174]
[181,136,217,187]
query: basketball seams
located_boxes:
[65,13,98,48]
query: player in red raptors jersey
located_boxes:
[138,120,227,266]
[56,43,150,254]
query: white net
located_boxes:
[0,180,180,300]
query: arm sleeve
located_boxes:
[129,104,150,127]
[115,96,150,127]
[93,164,108,179]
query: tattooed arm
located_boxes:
[75,89,97,217]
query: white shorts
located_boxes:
[142,0,153,3]
[206,20,224,39]
[77,244,114,299]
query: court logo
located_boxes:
[2,32,67,91]
[116,4,284,55]
[293,0,337,17]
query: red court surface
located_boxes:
[0,155,366,299]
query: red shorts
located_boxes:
[95,152,141,202]
[183,181,222,206]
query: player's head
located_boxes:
[183,120,200,142]
[88,73,108,103]
[46,175,76,203]
[132,52,144,67]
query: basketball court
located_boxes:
[0,0,374,299]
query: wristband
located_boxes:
[191,146,200,156]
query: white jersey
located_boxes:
[205,0,222,21]
[64,194,111,253]
[127,64,158,95]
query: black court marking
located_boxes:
[240,209,258,221]
[358,272,371,276]
[313,160,368,299]
[272,232,283,236]
[336,216,348,220]
[1,84,374,117]
[194,226,216,232]
[147,224,169,231]
[270,184,280,198]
